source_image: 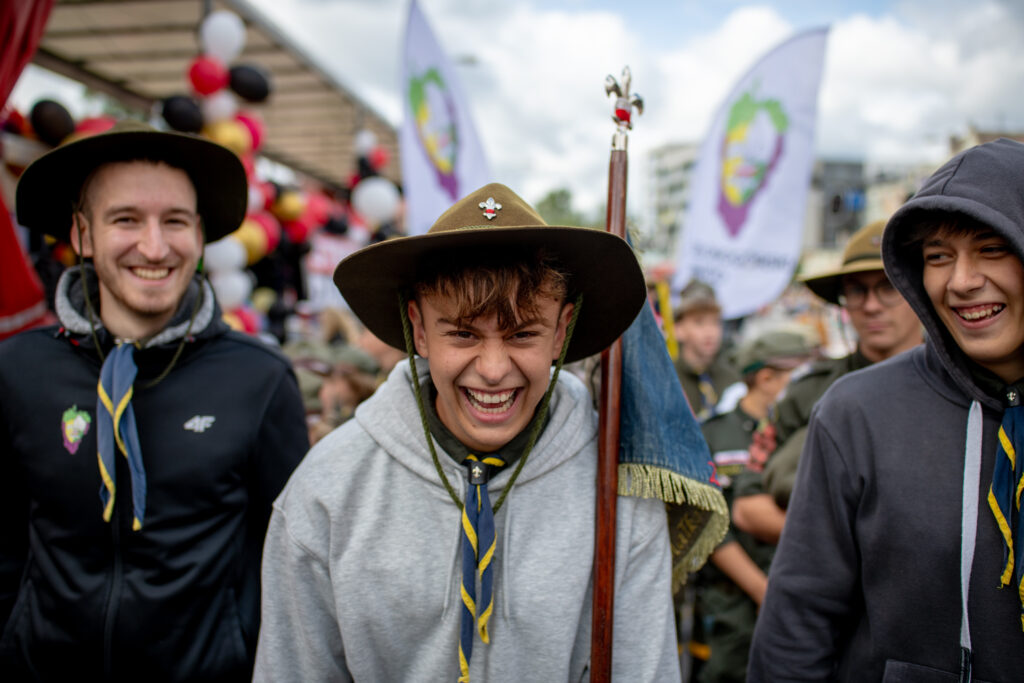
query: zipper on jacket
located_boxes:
[102,483,125,679]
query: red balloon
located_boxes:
[235,111,265,151]
[188,55,230,96]
[75,116,116,136]
[248,211,281,253]
[369,146,389,171]
[238,153,256,179]
[303,191,331,226]
[283,215,316,244]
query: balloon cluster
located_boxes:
[347,129,401,242]
[160,10,270,158]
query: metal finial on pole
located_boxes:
[604,66,644,150]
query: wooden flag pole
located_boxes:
[591,66,642,683]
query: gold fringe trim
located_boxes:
[618,463,729,593]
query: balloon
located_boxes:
[354,129,377,156]
[272,189,306,221]
[199,10,247,64]
[247,184,265,214]
[248,211,282,253]
[210,269,253,310]
[202,119,252,156]
[303,192,331,226]
[232,219,270,264]
[188,55,229,96]
[65,116,117,143]
[161,95,204,133]
[282,215,316,244]
[29,100,75,147]
[250,287,277,314]
[369,146,390,171]
[203,236,247,273]
[234,111,265,151]
[351,176,400,226]
[200,90,238,124]
[229,64,271,103]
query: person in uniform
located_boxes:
[673,280,740,421]
[690,330,812,682]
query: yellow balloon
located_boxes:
[272,190,306,221]
[203,119,253,157]
[231,220,268,265]
[222,310,244,331]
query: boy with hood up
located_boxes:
[748,138,1024,680]
[254,184,683,681]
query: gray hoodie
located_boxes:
[749,139,1024,681]
[254,359,680,682]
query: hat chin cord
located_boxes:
[72,206,202,389]
[398,291,583,512]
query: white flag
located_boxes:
[672,28,829,319]
[401,0,491,235]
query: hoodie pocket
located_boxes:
[882,659,994,683]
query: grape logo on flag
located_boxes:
[717,89,789,237]
[408,68,459,201]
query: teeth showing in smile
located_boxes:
[465,388,517,413]
[132,267,170,280]
[956,304,1004,321]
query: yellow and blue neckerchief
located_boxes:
[96,342,146,530]
[988,388,1024,630]
[458,454,505,682]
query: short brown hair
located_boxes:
[412,247,570,330]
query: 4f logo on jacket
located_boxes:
[184,415,216,433]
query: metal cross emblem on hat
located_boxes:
[479,197,502,220]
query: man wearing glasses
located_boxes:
[736,220,923,515]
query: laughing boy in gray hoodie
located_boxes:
[253,184,682,682]
[749,139,1024,680]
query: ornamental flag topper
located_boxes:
[604,66,644,150]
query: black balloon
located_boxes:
[161,95,204,133]
[30,100,75,147]
[229,64,271,103]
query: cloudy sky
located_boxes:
[12,0,1024,219]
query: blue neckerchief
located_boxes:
[96,342,146,530]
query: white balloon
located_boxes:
[248,184,265,214]
[354,129,377,156]
[210,269,253,310]
[204,237,247,273]
[200,11,247,64]
[351,177,400,226]
[201,90,237,123]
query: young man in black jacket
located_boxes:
[0,121,308,681]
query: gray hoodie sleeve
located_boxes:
[748,409,858,680]
[612,497,683,682]
[253,503,352,682]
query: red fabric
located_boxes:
[0,0,56,340]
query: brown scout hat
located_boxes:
[801,219,887,305]
[734,329,814,376]
[16,119,247,243]
[333,182,646,363]
[675,278,721,320]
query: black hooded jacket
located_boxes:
[750,139,1024,681]
[0,266,308,682]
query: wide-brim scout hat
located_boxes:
[16,119,247,243]
[734,329,814,375]
[801,219,888,304]
[800,219,887,305]
[333,182,646,363]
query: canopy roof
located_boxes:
[33,0,399,190]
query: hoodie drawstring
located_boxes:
[959,399,983,682]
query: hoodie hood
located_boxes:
[882,138,1024,411]
[355,358,597,496]
[54,263,225,350]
